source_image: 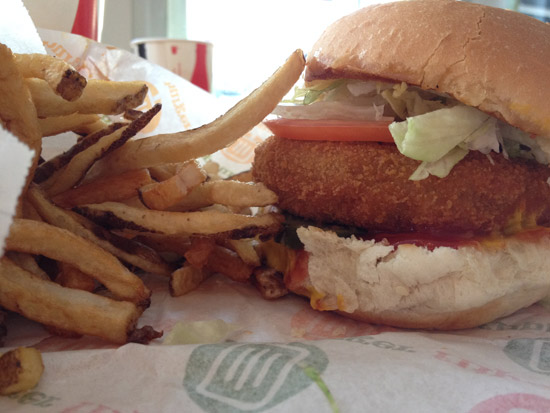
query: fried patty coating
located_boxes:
[252,137,550,235]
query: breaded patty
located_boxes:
[252,137,550,235]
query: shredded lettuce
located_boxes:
[272,101,388,121]
[279,79,550,179]
[409,147,469,180]
[381,82,449,118]
[390,106,495,162]
[162,319,240,345]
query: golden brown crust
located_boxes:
[305,0,550,137]
[252,136,550,235]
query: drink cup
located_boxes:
[131,37,213,92]
[23,0,99,40]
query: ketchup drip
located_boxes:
[370,231,479,251]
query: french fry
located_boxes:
[0,257,142,344]
[0,44,41,189]
[205,245,254,283]
[202,160,222,180]
[5,218,151,305]
[87,49,305,177]
[139,161,207,210]
[228,170,254,182]
[148,162,182,181]
[118,195,148,209]
[38,113,100,137]
[4,251,49,280]
[169,263,211,297]
[133,234,191,256]
[0,311,6,347]
[15,53,87,101]
[170,180,278,211]
[123,109,144,121]
[27,185,173,276]
[26,78,148,117]
[251,267,288,300]
[34,122,126,184]
[51,168,154,208]
[75,202,283,238]
[0,347,44,395]
[226,238,261,267]
[73,118,111,136]
[56,262,96,292]
[21,196,43,221]
[43,104,161,196]
[184,237,215,268]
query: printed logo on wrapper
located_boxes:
[135,81,162,134]
[503,338,550,375]
[221,131,265,165]
[469,393,550,413]
[184,342,329,412]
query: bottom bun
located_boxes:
[292,226,550,330]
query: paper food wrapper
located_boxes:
[2,3,550,412]
[0,0,43,257]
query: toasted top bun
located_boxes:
[305,0,550,138]
[294,226,550,330]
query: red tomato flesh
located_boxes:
[263,118,395,143]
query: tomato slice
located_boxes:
[263,118,395,143]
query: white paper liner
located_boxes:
[0,131,34,255]
[1,3,550,412]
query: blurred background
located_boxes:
[22,0,550,100]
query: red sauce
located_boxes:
[284,250,309,292]
[369,231,480,251]
[371,227,550,251]
[285,227,550,288]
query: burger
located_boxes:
[251,0,550,329]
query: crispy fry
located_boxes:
[26,78,148,117]
[139,161,207,210]
[34,122,126,184]
[202,160,222,180]
[0,44,41,189]
[205,245,254,283]
[228,170,254,182]
[184,237,215,268]
[0,257,142,344]
[15,53,87,101]
[252,267,288,300]
[0,347,44,395]
[226,238,261,267]
[5,218,151,305]
[88,49,305,177]
[75,202,283,238]
[20,196,43,221]
[123,109,143,121]
[39,113,100,137]
[118,195,148,209]
[170,263,211,297]
[0,311,6,347]
[52,168,153,208]
[148,162,181,181]
[27,185,173,276]
[73,118,111,136]
[4,251,49,280]
[56,262,96,292]
[133,234,191,256]
[170,180,278,211]
[43,104,161,196]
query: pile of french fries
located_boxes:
[0,42,305,394]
